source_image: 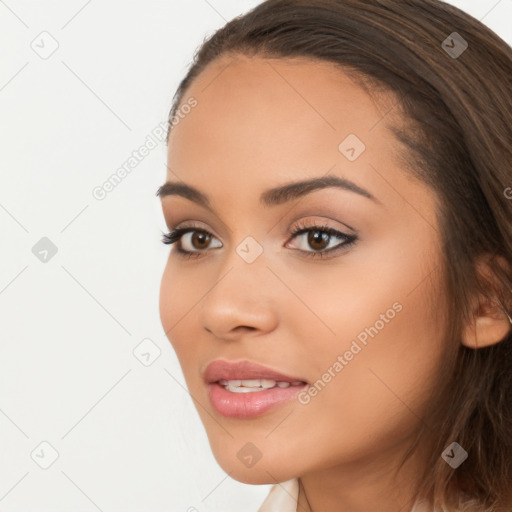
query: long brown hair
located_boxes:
[165,1,512,510]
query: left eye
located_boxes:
[287,226,356,255]
[161,224,357,259]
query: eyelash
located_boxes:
[161,221,358,260]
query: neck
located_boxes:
[296,437,432,512]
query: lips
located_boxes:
[204,360,308,419]
[203,359,308,384]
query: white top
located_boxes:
[256,478,434,512]
[257,479,299,512]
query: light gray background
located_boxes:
[0,1,510,510]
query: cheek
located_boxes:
[159,261,193,357]
[297,268,446,454]
[159,262,174,339]
[159,258,202,329]
[159,259,211,382]
[287,241,447,442]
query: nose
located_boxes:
[197,248,279,341]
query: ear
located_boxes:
[461,255,512,349]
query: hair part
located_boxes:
[166,1,512,509]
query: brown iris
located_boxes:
[307,230,330,251]
[191,231,211,250]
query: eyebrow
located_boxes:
[156,175,379,209]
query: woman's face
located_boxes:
[159,54,449,485]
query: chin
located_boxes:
[222,464,297,485]
[210,445,300,485]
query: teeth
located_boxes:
[225,384,262,393]
[241,379,276,388]
[218,378,304,392]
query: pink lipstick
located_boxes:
[204,359,308,418]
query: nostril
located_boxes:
[236,326,256,332]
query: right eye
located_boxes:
[162,227,222,258]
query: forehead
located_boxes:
[165,54,431,218]
[169,54,398,152]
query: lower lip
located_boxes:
[208,382,307,419]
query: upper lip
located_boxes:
[203,359,307,384]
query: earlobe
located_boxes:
[461,296,512,349]
[461,255,512,349]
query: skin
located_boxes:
[158,54,510,512]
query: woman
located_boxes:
[157,1,512,510]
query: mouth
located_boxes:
[217,378,306,392]
[203,359,308,418]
